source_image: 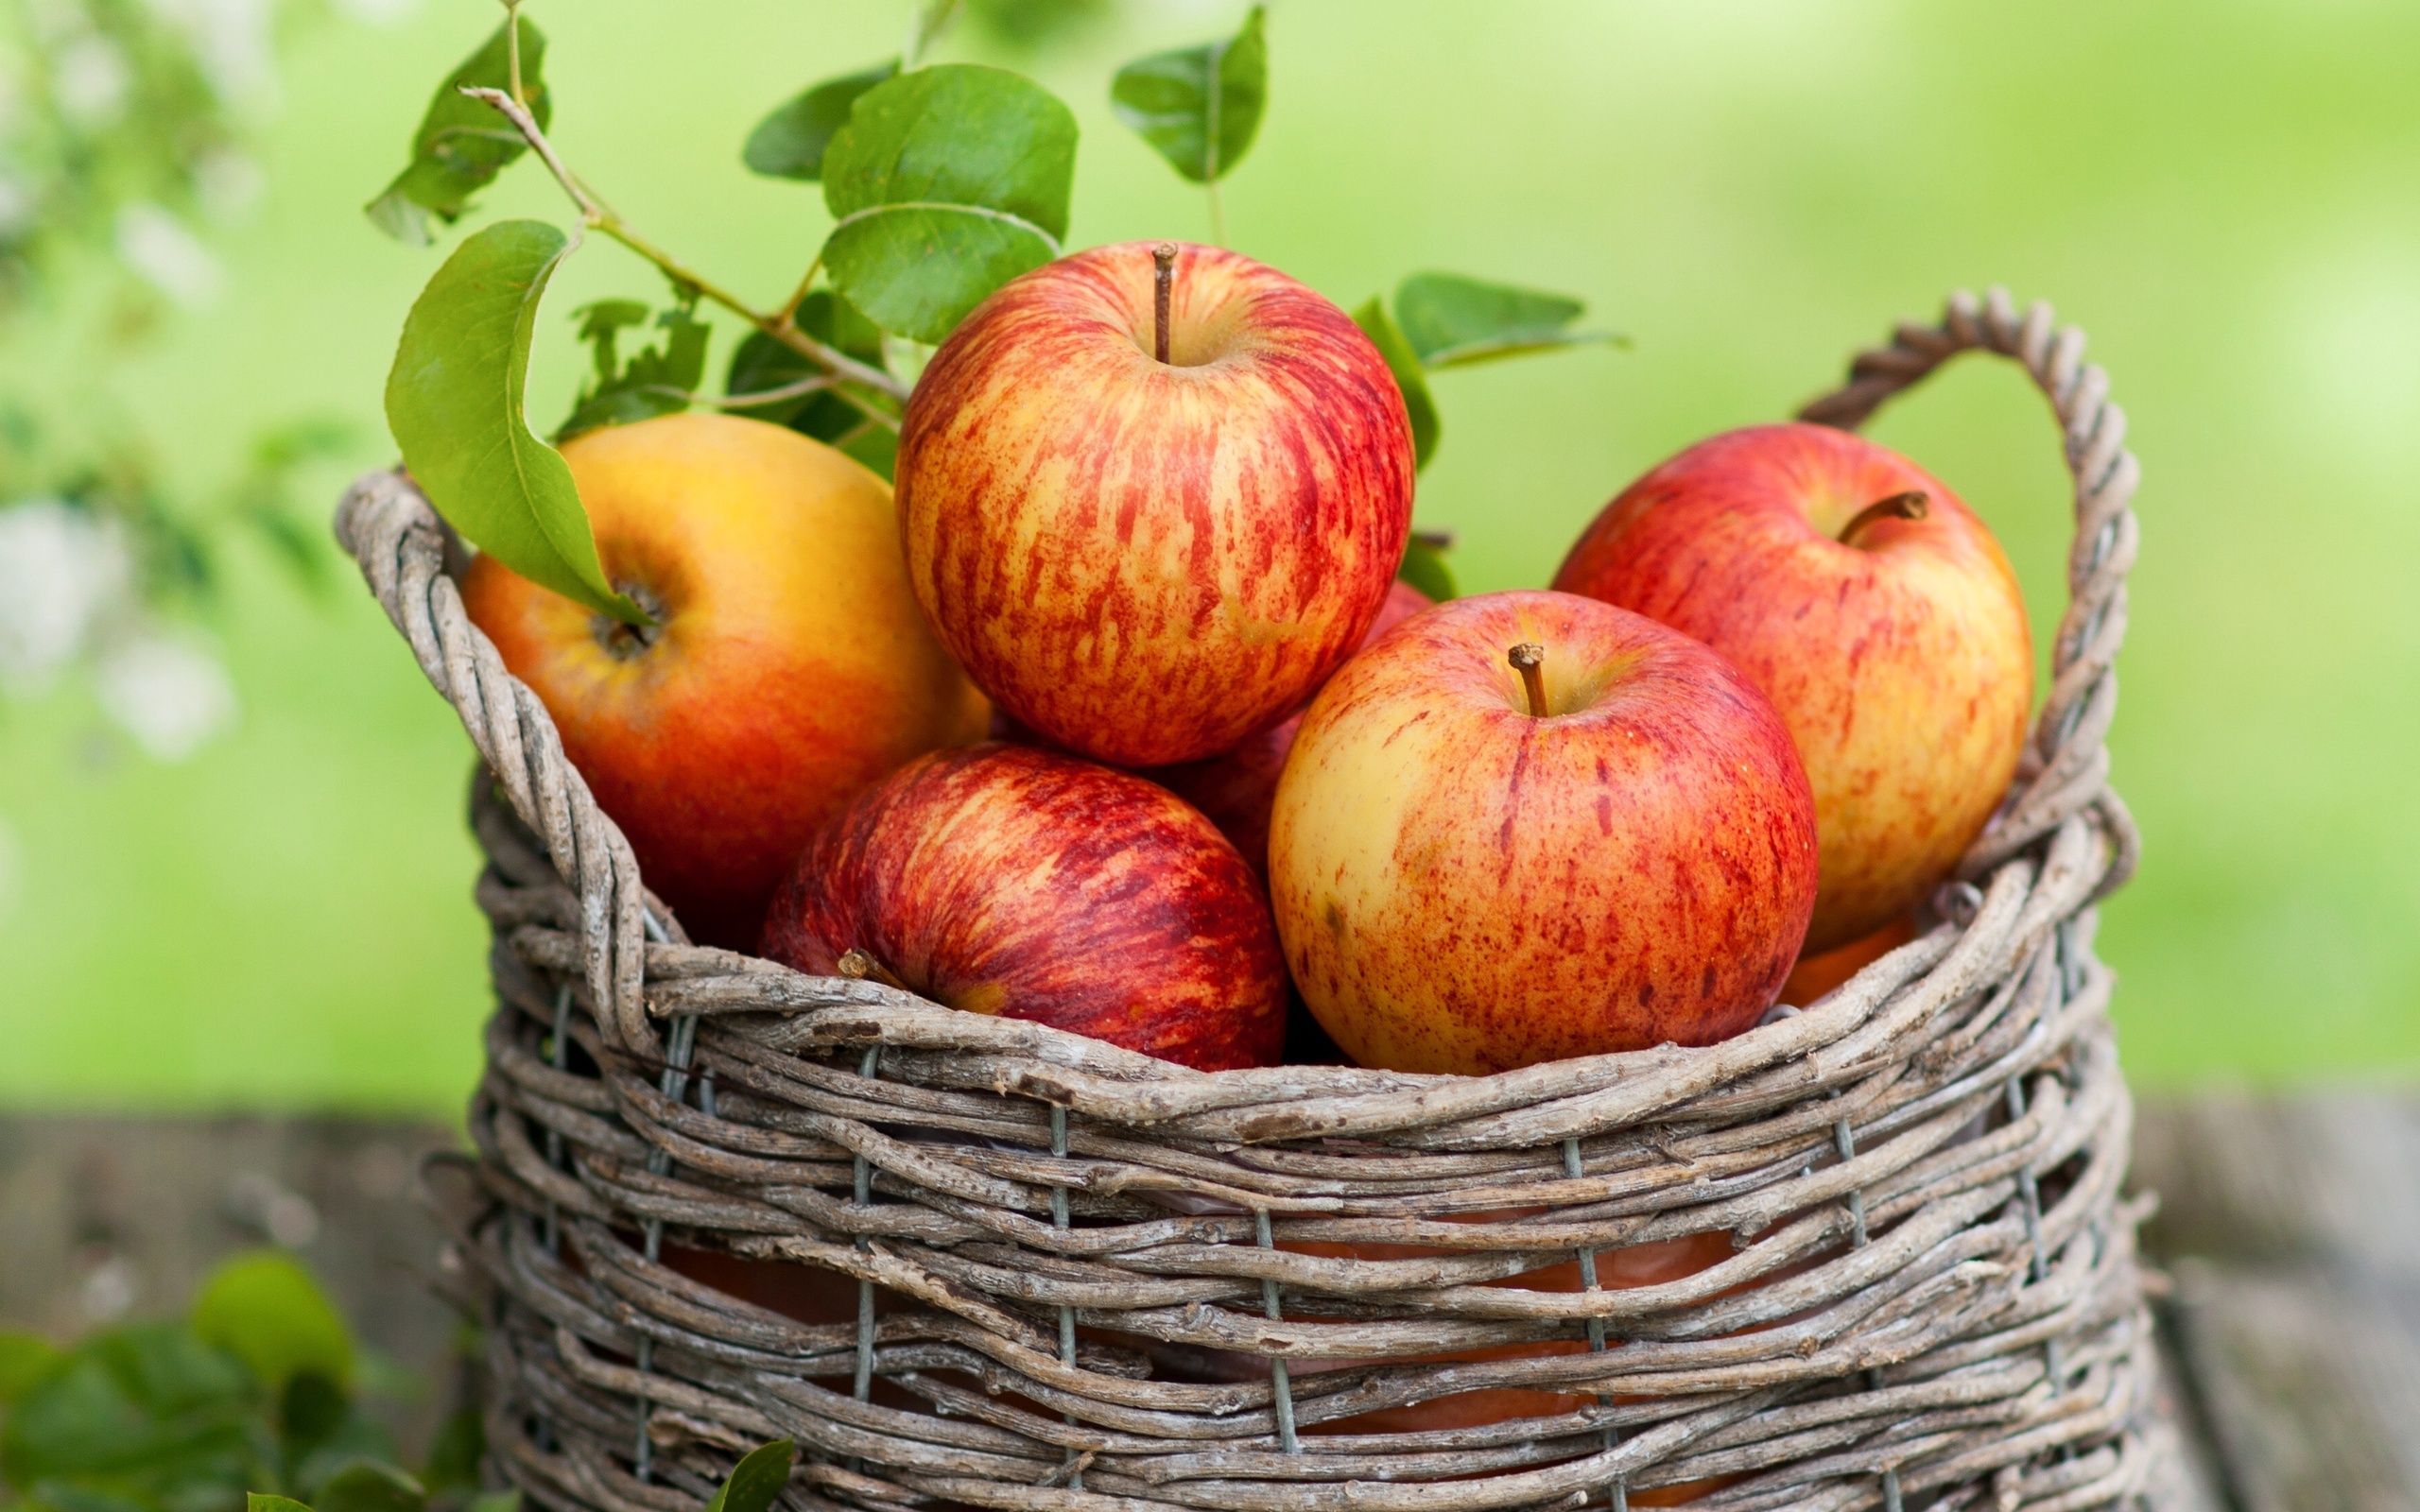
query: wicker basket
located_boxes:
[343,288,2174,1512]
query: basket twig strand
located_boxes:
[342,287,2172,1512]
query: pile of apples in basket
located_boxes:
[461,233,2031,1082]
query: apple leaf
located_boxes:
[1110,6,1267,185]
[558,298,712,440]
[190,1251,353,1393]
[365,17,549,247]
[385,219,647,626]
[743,60,899,181]
[313,1461,427,1512]
[726,290,899,475]
[702,1440,796,1512]
[0,1331,60,1407]
[1393,272,1624,370]
[1353,296,1440,472]
[251,1497,317,1512]
[1398,534,1458,602]
[819,64,1076,344]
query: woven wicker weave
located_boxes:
[344,288,2169,1512]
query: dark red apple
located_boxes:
[760,743,1286,1071]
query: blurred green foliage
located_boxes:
[0,1251,469,1512]
[1,0,2416,1104]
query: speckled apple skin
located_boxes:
[894,241,1415,768]
[1269,591,1818,1075]
[761,743,1287,1072]
[1553,422,2031,954]
[461,413,989,949]
[1151,579,1433,881]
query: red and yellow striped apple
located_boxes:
[1553,423,2031,953]
[1270,591,1818,1074]
[461,413,987,948]
[1152,577,1433,880]
[760,742,1286,1071]
[894,240,1415,767]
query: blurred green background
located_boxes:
[3,0,2414,1109]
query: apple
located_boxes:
[894,240,1416,768]
[460,412,989,949]
[1782,915,1917,1008]
[1152,577,1434,879]
[760,742,1287,1071]
[1552,422,2031,954]
[1269,590,1818,1075]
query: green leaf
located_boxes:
[821,210,1056,346]
[700,1441,794,1512]
[252,1498,315,1512]
[1396,535,1458,602]
[1,1327,260,1498]
[276,1370,349,1462]
[190,1253,353,1394]
[743,60,898,181]
[559,302,712,441]
[838,425,901,482]
[467,1492,521,1512]
[1392,272,1621,369]
[1352,297,1439,472]
[1110,5,1267,184]
[0,1332,60,1408]
[384,220,646,626]
[820,64,1076,344]
[419,1409,483,1494]
[313,1460,425,1512]
[570,301,651,384]
[725,291,895,461]
[365,18,549,247]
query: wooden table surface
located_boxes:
[3,1096,2409,1506]
[2134,1092,2420,1512]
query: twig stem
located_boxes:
[501,0,526,109]
[458,86,910,422]
[1508,643,1548,718]
[775,258,825,331]
[1840,490,1928,545]
[1152,243,1177,364]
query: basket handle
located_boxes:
[337,468,668,1057]
[1797,287,2140,898]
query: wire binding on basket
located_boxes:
[351,287,2175,1512]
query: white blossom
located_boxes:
[0,499,132,691]
[142,0,278,112]
[0,170,37,239]
[193,146,262,224]
[116,201,224,307]
[96,630,237,760]
[52,32,130,127]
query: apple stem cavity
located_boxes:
[593,582,667,660]
[1152,242,1177,364]
[838,947,909,992]
[1840,490,1929,547]
[1508,642,1549,718]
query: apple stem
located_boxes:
[838,947,909,992]
[1508,643,1549,717]
[1840,490,1929,545]
[1152,242,1177,364]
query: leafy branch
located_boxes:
[458,85,908,417]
